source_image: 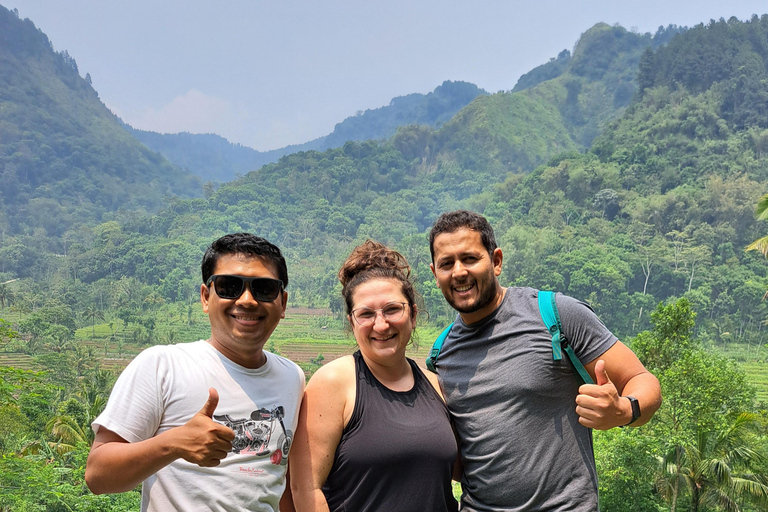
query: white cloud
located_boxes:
[125,89,249,140]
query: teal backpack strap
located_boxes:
[426,322,454,373]
[538,291,594,385]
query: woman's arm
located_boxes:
[290,357,355,512]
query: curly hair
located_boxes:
[338,240,419,318]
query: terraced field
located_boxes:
[278,339,433,368]
[741,361,768,404]
[0,309,442,377]
[0,353,36,371]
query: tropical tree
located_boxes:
[44,324,74,353]
[0,283,13,309]
[83,303,104,338]
[746,193,768,256]
[163,330,179,346]
[657,413,768,512]
[0,317,17,349]
[45,413,91,454]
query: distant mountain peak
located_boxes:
[132,80,487,182]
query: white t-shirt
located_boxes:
[93,340,305,512]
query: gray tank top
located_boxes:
[322,351,458,512]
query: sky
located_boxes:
[7,0,768,151]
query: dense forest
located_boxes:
[2,6,768,511]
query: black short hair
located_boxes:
[428,210,497,261]
[201,233,288,287]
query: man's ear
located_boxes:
[200,283,211,313]
[280,290,288,318]
[492,248,503,277]
[430,262,437,279]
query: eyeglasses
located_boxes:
[351,302,409,326]
[206,275,284,301]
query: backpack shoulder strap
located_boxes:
[426,322,454,373]
[538,291,594,385]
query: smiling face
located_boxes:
[201,253,287,368]
[349,278,416,365]
[430,227,504,325]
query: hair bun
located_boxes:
[338,240,411,286]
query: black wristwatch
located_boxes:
[622,396,641,426]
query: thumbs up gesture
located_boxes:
[575,360,630,430]
[176,388,236,467]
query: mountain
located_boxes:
[6,14,768,512]
[0,5,201,241]
[129,24,680,186]
[427,23,686,177]
[127,129,278,182]
[129,80,487,182]
[161,23,685,186]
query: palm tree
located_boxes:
[657,413,768,512]
[0,283,13,309]
[746,194,768,256]
[83,304,104,338]
[45,414,91,454]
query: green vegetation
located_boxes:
[0,5,201,243]
[2,8,768,511]
[0,321,141,510]
[597,300,768,512]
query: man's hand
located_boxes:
[175,388,236,466]
[86,387,237,494]
[575,360,630,430]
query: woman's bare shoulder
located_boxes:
[306,354,356,390]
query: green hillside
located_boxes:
[430,23,686,178]
[0,5,201,243]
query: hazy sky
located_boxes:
[7,0,768,151]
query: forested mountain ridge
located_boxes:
[637,14,768,130]
[0,5,201,241]
[430,23,686,178]
[109,16,768,340]
[130,80,487,183]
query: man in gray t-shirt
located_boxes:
[429,211,662,511]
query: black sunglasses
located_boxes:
[205,275,284,301]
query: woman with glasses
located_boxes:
[290,240,458,512]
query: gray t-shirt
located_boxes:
[437,287,617,512]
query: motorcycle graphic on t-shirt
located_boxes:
[214,406,292,465]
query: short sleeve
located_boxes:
[556,294,618,365]
[92,347,165,443]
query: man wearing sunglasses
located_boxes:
[86,233,305,512]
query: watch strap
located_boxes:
[623,395,641,426]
